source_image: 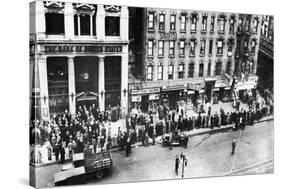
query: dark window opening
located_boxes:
[45,13,65,35]
[199,64,204,77]
[80,14,90,35]
[105,16,120,36]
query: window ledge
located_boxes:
[216,54,223,57]
[190,30,197,34]
[209,31,214,34]
[229,31,234,34]
[158,55,164,58]
[179,55,185,58]
[158,29,165,33]
[169,30,176,33]
[199,54,205,57]
[180,30,186,33]
[147,55,154,59]
[189,55,195,58]
[169,55,175,58]
[208,54,213,57]
[148,29,155,33]
[218,31,225,34]
[201,30,207,34]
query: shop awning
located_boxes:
[162,84,187,91]
[214,80,229,88]
[131,95,142,102]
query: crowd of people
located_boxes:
[30,93,273,164]
[30,104,123,164]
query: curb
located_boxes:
[31,116,273,168]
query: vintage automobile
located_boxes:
[162,130,186,146]
[54,150,113,186]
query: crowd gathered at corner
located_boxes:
[30,91,273,164]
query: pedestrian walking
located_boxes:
[231,139,237,155]
[175,155,180,174]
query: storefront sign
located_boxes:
[187,90,195,94]
[131,95,142,102]
[188,82,205,90]
[214,80,229,88]
[131,88,160,95]
[44,45,123,54]
[162,84,187,91]
[149,94,159,100]
[159,32,177,41]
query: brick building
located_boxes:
[129,8,262,112]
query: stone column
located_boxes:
[98,56,105,112]
[38,55,50,120]
[34,0,45,39]
[90,14,93,36]
[121,49,129,117]
[120,6,129,41]
[64,2,74,39]
[96,4,105,40]
[68,56,76,116]
[77,15,81,36]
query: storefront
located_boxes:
[130,88,161,112]
[161,84,187,110]
[235,75,258,103]
[213,79,231,103]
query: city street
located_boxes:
[32,119,273,188]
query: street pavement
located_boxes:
[32,119,273,188]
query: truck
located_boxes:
[54,149,113,186]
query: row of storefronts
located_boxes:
[129,75,258,113]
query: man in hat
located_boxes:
[175,155,180,174]
[232,139,237,155]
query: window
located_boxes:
[209,39,213,55]
[45,13,65,35]
[200,40,206,56]
[159,14,165,31]
[179,40,185,56]
[253,18,258,33]
[217,40,223,55]
[148,13,154,30]
[207,62,211,76]
[80,14,90,35]
[229,17,235,33]
[215,61,222,76]
[105,16,120,36]
[190,40,195,56]
[180,15,186,31]
[178,64,184,79]
[199,63,204,77]
[210,16,215,32]
[244,40,248,52]
[148,40,154,56]
[238,18,243,32]
[170,15,176,30]
[202,16,207,32]
[147,66,153,81]
[191,15,197,32]
[251,40,256,53]
[228,39,234,52]
[245,19,250,32]
[218,17,225,32]
[74,14,96,36]
[168,65,174,79]
[169,41,175,56]
[158,41,164,56]
[226,60,232,74]
[157,65,163,80]
[188,63,195,78]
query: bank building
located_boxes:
[30,1,129,120]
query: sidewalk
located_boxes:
[31,114,273,168]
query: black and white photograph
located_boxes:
[28,0,274,188]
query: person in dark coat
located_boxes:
[231,139,237,155]
[60,145,65,164]
[175,155,180,174]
